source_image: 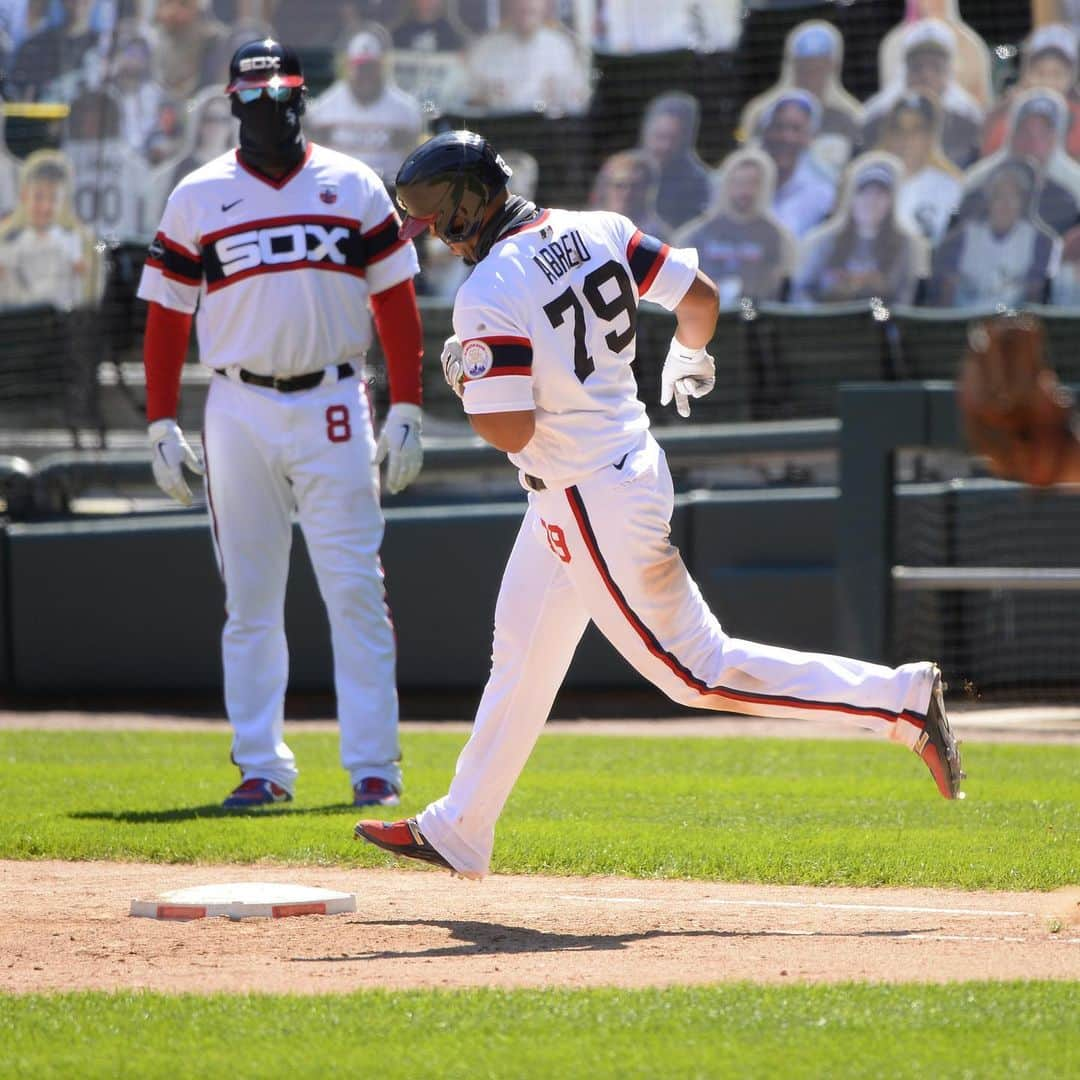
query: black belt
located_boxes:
[222,362,354,393]
[523,473,546,491]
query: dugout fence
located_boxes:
[10,297,1080,454]
[838,381,1080,701]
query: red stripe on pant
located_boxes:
[564,485,924,727]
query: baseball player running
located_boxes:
[355,131,964,878]
[139,40,424,809]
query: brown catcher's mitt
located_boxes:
[957,313,1076,487]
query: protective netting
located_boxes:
[0,0,1061,443]
[892,473,1080,701]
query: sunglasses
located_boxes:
[235,85,292,104]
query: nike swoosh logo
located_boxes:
[221,199,243,212]
[613,453,629,470]
[398,424,410,450]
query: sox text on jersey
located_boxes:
[138,142,418,377]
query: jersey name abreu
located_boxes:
[137,143,418,378]
[456,208,698,487]
[530,228,592,284]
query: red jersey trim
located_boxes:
[233,143,313,189]
[157,232,200,260]
[463,335,532,348]
[464,367,532,380]
[627,229,670,296]
[366,235,408,265]
[639,244,669,295]
[200,213,360,247]
[146,262,203,287]
[205,261,366,293]
[362,211,399,238]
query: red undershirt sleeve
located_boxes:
[370,277,423,406]
[143,300,193,422]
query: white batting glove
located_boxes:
[375,402,424,494]
[440,334,465,399]
[660,340,716,419]
[148,418,204,506]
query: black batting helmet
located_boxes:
[225,38,304,95]
[395,130,512,243]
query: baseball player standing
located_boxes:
[139,39,424,809]
[355,130,965,877]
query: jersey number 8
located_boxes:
[543,260,637,383]
[326,404,352,443]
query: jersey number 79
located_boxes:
[542,260,638,383]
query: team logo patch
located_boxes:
[147,236,164,260]
[319,184,338,205]
[462,340,494,379]
[238,55,281,73]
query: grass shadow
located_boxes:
[69,803,361,823]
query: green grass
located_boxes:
[0,730,1076,889]
[0,983,1075,1079]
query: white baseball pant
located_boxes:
[418,432,936,877]
[202,370,400,793]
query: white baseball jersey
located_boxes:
[137,142,419,377]
[307,82,424,184]
[456,208,697,487]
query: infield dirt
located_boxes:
[2,860,1078,994]
[2,709,1077,995]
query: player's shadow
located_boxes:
[69,803,358,823]
[291,919,921,962]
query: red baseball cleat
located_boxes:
[354,817,453,871]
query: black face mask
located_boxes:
[468,195,540,265]
[233,90,306,175]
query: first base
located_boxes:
[130,882,357,921]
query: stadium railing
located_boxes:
[838,381,1080,698]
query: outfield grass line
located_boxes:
[558,894,1037,918]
